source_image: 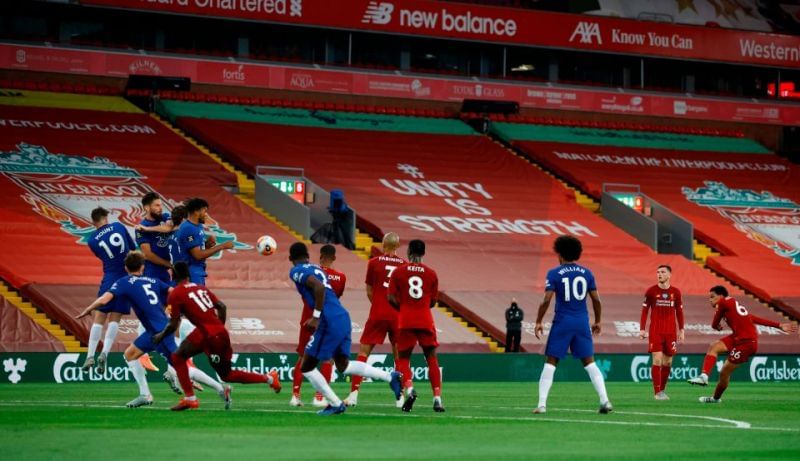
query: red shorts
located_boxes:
[396,328,439,352]
[359,317,399,346]
[185,328,233,367]
[648,332,677,356]
[297,324,312,355]
[721,335,757,365]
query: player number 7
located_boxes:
[382,265,398,288]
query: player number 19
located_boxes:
[561,276,587,302]
[98,233,126,259]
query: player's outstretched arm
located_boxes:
[135,222,174,233]
[215,301,227,323]
[153,316,180,345]
[589,290,602,336]
[75,292,114,319]
[534,292,554,339]
[189,240,234,262]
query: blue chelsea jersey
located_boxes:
[108,275,171,333]
[88,222,136,279]
[289,263,348,320]
[545,263,597,321]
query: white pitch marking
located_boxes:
[0,401,796,433]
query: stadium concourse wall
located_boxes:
[156,100,797,355]
[1,352,800,384]
[494,123,800,319]
[0,96,486,353]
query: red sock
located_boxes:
[320,361,333,383]
[223,370,268,384]
[660,365,671,391]
[651,365,661,394]
[292,357,304,396]
[702,354,716,376]
[171,353,194,398]
[350,355,367,392]
[396,357,413,390]
[713,381,727,400]
[427,355,442,397]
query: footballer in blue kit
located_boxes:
[135,193,174,284]
[288,242,403,416]
[533,236,613,415]
[77,251,179,408]
[82,207,137,373]
[176,198,232,286]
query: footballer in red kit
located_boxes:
[388,239,444,413]
[291,244,345,407]
[346,232,405,408]
[639,265,684,400]
[152,262,282,411]
[688,285,797,403]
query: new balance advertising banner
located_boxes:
[2,353,800,384]
[80,0,800,68]
[4,44,800,126]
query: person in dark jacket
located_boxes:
[505,300,524,353]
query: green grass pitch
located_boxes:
[1,381,798,460]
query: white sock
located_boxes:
[87,324,102,357]
[343,360,391,382]
[188,366,224,393]
[100,322,118,354]
[584,362,610,405]
[303,369,342,406]
[127,359,150,396]
[538,363,556,408]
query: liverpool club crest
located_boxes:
[0,143,251,256]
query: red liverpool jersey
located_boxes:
[365,253,406,321]
[640,285,684,334]
[388,262,439,330]
[168,282,225,336]
[712,297,780,341]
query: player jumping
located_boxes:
[76,252,224,408]
[639,265,684,400]
[290,244,344,408]
[82,207,136,374]
[346,232,405,408]
[688,285,796,403]
[388,239,444,413]
[533,236,612,414]
[289,242,403,416]
[152,262,282,411]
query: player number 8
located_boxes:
[408,276,424,300]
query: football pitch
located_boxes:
[1,382,798,460]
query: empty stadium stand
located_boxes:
[496,122,800,319]
[0,92,488,352]
[157,100,796,353]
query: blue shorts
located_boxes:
[188,265,206,286]
[133,330,177,365]
[97,276,131,315]
[545,320,594,360]
[305,313,351,362]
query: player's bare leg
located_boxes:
[83,311,108,370]
[122,344,153,408]
[422,345,444,413]
[96,312,123,375]
[533,356,559,414]
[700,360,740,403]
[689,340,727,386]
[582,357,612,414]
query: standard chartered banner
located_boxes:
[2,353,799,384]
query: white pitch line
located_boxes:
[0,401,797,433]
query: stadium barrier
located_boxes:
[1,353,799,384]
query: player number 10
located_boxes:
[561,276,587,302]
[188,290,214,312]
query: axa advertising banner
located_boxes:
[4,43,800,126]
[80,0,800,68]
[2,353,800,384]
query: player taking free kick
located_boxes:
[688,285,796,403]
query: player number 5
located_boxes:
[143,284,159,305]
